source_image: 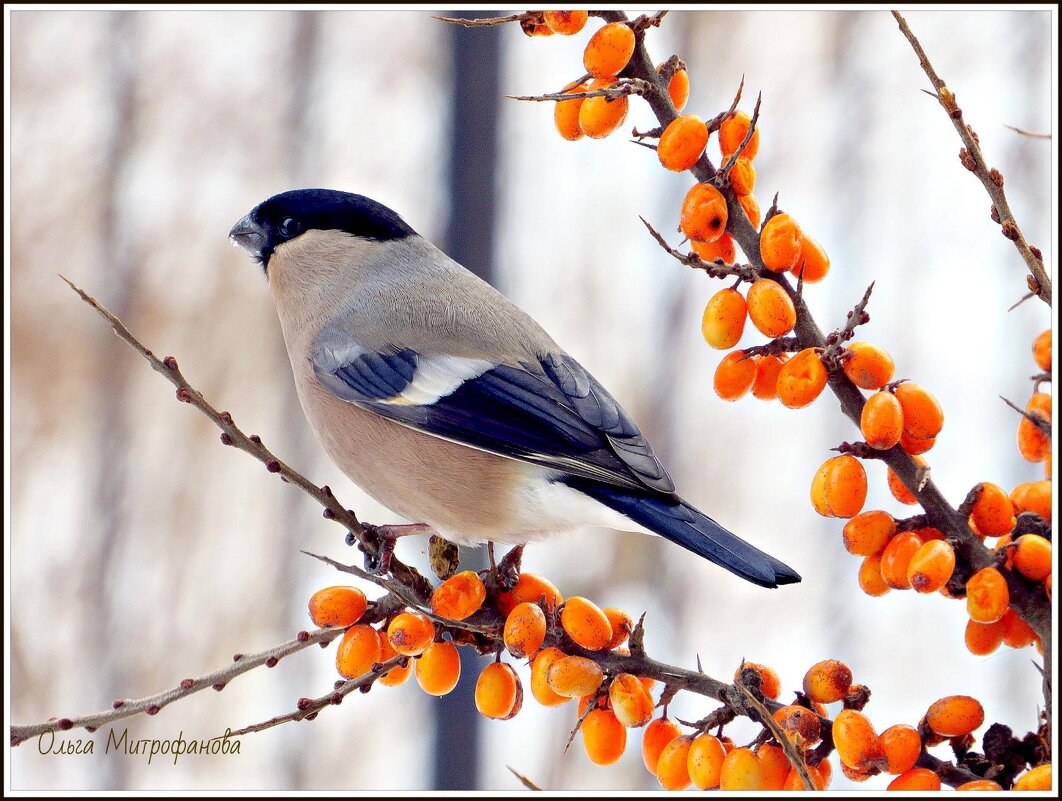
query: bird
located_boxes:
[229,188,800,588]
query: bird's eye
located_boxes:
[279,217,301,238]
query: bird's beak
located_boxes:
[229,212,267,259]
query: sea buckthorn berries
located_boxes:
[656,734,694,789]
[900,430,936,455]
[308,586,367,629]
[860,392,904,450]
[546,655,604,697]
[879,532,922,589]
[692,233,737,265]
[1027,391,1051,418]
[680,183,728,243]
[719,110,760,159]
[728,157,756,196]
[560,596,612,650]
[783,764,827,790]
[970,483,1015,538]
[843,511,896,556]
[1001,609,1037,649]
[907,540,956,593]
[1012,763,1052,790]
[335,624,382,679]
[603,608,633,649]
[1032,328,1051,371]
[966,567,1009,624]
[431,570,486,621]
[415,640,461,696]
[554,79,591,141]
[1018,413,1050,462]
[387,611,436,656]
[777,348,827,408]
[886,457,924,506]
[888,768,942,790]
[756,743,791,790]
[495,573,562,616]
[735,662,781,700]
[582,708,627,765]
[746,278,797,337]
[965,618,1006,656]
[859,554,890,596]
[578,78,628,139]
[642,717,682,775]
[475,662,522,720]
[759,213,803,271]
[720,747,765,790]
[842,342,895,390]
[880,724,921,774]
[833,709,888,772]
[376,630,412,687]
[738,193,762,229]
[925,696,984,737]
[811,455,868,519]
[656,61,690,111]
[1013,534,1051,582]
[803,659,853,704]
[1019,480,1051,522]
[583,21,635,77]
[894,382,944,440]
[659,114,709,172]
[714,350,757,402]
[520,18,554,37]
[609,673,654,727]
[543,9,588,35]
[772,705,822,747]
[688,733,726,789]
[751,354,788,401]
[957,779,1004,790]
[503,602,547,658]
[701,287,747,349]
[792,234,830,283]
[529,647,569,707]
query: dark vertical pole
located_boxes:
[431,9,502,791]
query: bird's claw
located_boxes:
[496,544,525,591]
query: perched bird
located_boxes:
[230,189,800,588]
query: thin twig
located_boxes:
[1003,124,1050,140]
[1000,396,1051,437]
[717,92,762,181]
[734,682,815,790]
[507,79,654,103]
[506,766,543,791]
[640,217,760,282]
[433,13,528,27]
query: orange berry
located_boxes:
[907,540,956,593]
[791,234,830,283]
[520,18,554,37]
[833,709,888,772]
[642,717,682,775]
[720,747,765,790]
[759,213,803,272]
[818,758,834,788]
[1012,763,1052,790]
[1013,534,1051,581]
[843,342,895,390]
[680,182,728,243]
[894,382,944,440]
[578,78,628,139]
[719,110,760,160]
[659,114,709,172]
[335,624,382,679]
[608,673,654,727]
[880,724,921,774]
[957,779,1004,790]
[900,430,937,455]
[811,455,868,519]
[888,768,942,790]
[752,353,788,401]
[879,531,922,589]
[583,21,635,78]
[546,655,604,697]
[1019,480,1051,522]
[603,607,632,649]
[553,79,591,141]
[431,570,486,621]
[307,585,367,629]
[495,573,562,616]
[735,662,781,700]
[543,9,588,35]
[503,602,547,658]
[965,618,1006,656]
[387,610,436,656]
[687,733,726,789]
[772,704,822,747]
[1018,415,1050,462]
[756,743,791,790]
[783,764,827,790]
[859,553,891,596]
[729,157,756,196]
[582,708,627,765]
[376,630,412,687]
[701,288,747,349]
[560,596,612,650]
[475,662,522,720]
[777,348,828,408]
[714,350,757,401]
[843,510,896,556]
[656,734,693,789]
[970,483,1015,538]
[803,659,853,704]
[414,640,461,696]
[925,695,984,737]
[860,392,903,451]
[746,278,796,337]
[738,193,762,229]
[966,567,1009,624]
[886,456,924,506]
[692,233,737,265]
[1001,609,1037,649]
[529,647,570,707]
[1032,328,1051,371]
[656,62,690,111]
[1027,391,1052,418]
[840,762,875,783]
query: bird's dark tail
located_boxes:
[563,479,801,588]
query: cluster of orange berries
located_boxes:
[1017,328,1052,476]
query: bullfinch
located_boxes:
[230,189,800,588]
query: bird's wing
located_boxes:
[311,344,677,496]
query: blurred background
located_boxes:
[7,6,1054,792]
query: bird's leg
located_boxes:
[360,522,432,575]
[496,544,525,591]
[487,541,498,573]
